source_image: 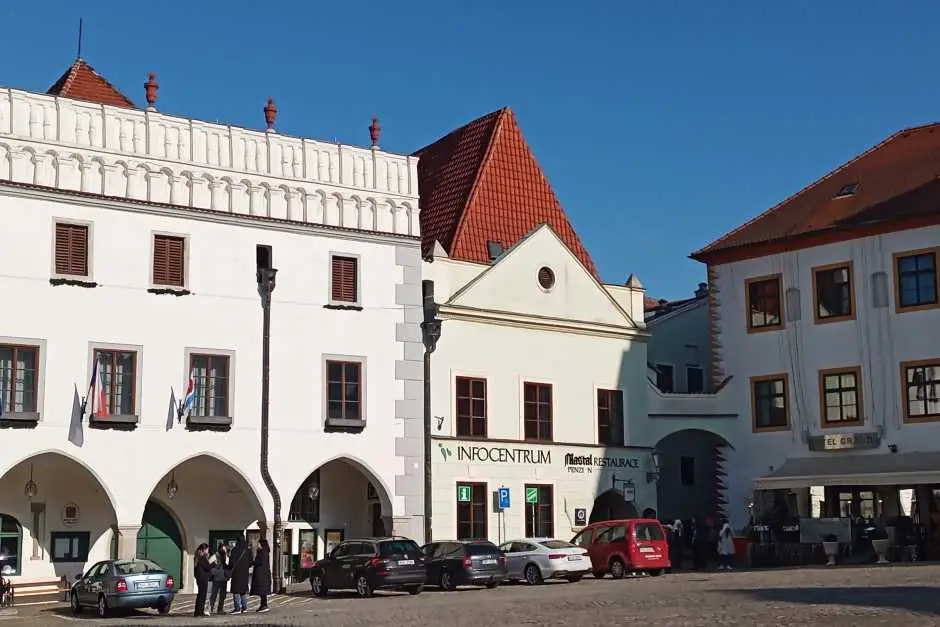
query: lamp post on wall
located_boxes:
[256,245,285,595]
[421,280,442,544]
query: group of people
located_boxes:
[192,537,272,617]
[666,516,736,571]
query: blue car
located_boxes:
[71,558,175,617]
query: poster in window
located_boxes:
[299,530,317,569]
[325,529,344,555]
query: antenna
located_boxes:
[77,18,84,59]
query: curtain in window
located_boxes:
[0,348,37,413]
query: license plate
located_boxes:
[639,547,654,553]
[482,559,497,565]
[567,555,580,561]
[398,559,415,565]
[136,581,159,589]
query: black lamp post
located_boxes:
[256,245,285,595]
[421,280,442,543]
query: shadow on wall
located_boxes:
[725,586,940,616]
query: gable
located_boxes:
[447,225,634,328]
[47,59,136,109]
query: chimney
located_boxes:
[694,282,708,299]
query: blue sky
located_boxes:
[2,1,937,299]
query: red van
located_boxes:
[571,518,670,578]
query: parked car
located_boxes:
[572,518,671,578]
[70,558,175,618]
[498,538,591,584]
[309,537,426,598]
[421,540,507,590]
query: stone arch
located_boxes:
[0,449,119,512]
[589,489,639,524]
[654,428,733,524]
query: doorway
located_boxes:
[137,500,183,590]
[371,503,386,536]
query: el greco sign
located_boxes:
[807,431,880,452]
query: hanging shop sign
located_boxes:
[808,431,880,452]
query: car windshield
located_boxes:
[113,560,163,575]
[465,543,499,556]
[378,540,421,557]
[539,540,574,549]
[635,523,666,541]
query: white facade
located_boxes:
[0,87,425,592]
[712,224,940,527]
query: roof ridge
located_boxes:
[693,121,940,258]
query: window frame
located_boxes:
[322,354,367,428]
[522,381,553,442]
[750,373,790,433]
[686,365,705,394]
[596,388,624,447]
[88,342,143,424]
[328,252,362,307]
[901,358,940,423]
[150,231,189,290]
[812,261,856,324]
[50,531,91,563]
[183,348,235,425]
[0,337,46,423]
[51,218,94,281]
[524,484,554,538]
[654,364,674,393]
[818,366,864,428]
[0,514,22,575]
[745,274,785,333]
[456,482,488,540]
[455,376,487,438]
[893,248,940,313]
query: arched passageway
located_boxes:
[655,429,732,523]
[589,489,639,524]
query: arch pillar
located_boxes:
[115,524,142,561]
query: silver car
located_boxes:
[71,558,175,618]
[499,538,592,584]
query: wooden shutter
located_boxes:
[153,235,185,287]
[54,223,89,276]
[331,256,358,302]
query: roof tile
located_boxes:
[47,59,136,109]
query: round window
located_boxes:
[537,267,555,290]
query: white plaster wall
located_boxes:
[646,300,709,393]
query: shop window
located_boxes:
[524,484,553,538]
[456,482,487,540]
[0,514,21,575]
[50,531,90,563]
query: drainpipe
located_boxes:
[421,280,442,543]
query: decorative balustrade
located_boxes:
[0,88,420,237]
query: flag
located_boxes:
[178,369,196,422]
[68,384,84,447]
[90,360,108,419]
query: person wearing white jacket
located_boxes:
[717,521,735,570]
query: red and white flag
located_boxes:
[90,360,108,418]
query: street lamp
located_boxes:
[256,245,285,595]
[421,280,442,544]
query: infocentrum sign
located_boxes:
[438,443,551,465]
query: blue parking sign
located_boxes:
[498,487,511,509]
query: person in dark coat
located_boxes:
[193,543,212,617]
[209,542,229,615]
[250,538,272,613]
[229,536,251,614]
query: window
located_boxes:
[655,364,674,393]
[326,360,362,422]
[751,375,789,431]
[54,222,89,277]
[902,360,940,420]
[50,531,90,563]
[820,368,862,426]
[456,483,487,540]
[330,255,359,304]
[635,522,666,542]
[680,456,695,486]
[152,234,186,287]
[0,344,39,414]
[289,470,320,522]
[813,263,854,322]
[523,382,552,441]
[746,275,783,331]
[687,366,705,394]
[455,377,487,437]
[189,354,230,417]
[0,514,21,575]
[895,250,939,310]
[597,389,624,446]
[93,349,138,417]
[524,485,553,538]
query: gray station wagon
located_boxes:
[71,558,175,617]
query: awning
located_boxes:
[753,451,940,490]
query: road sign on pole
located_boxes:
[457,485,472,502]
[525,487,538,504]
[498,487,511,509]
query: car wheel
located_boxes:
[485,582,498,589]
[439,570,455,591]
[356,574,374,598]
[648,568,663,577]
[592,570,606,579]
[69,592,81,614]
[524,564,543,585]
[311,575,328,598]
[96,595,109,618]
[566,575,583,583]
[157,601,172,615]
[407,585,423,595]
[609,558,625,579]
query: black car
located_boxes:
[421,540,507,590]
[310,537,426,598]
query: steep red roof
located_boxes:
[693,122,940,262]
[415,108,597,275]
[47,59,136,109]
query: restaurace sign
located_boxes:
[563,453,640,474]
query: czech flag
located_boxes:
[90,360,108,418]
[179,370,196,421]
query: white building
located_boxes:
[693,121,940,542]
[0,59,425,592]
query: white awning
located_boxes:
[753,451,940,490]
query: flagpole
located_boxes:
[79,360,97,416]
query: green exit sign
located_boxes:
[457,485,472,502]
[525,487,538,504]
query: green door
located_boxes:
[137,501,182,590]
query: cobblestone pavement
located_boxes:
[6,565,940,626]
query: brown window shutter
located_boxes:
[55,223,89,276]
[331,256,358,302]
[153,235,185,287]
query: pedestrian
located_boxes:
[193,543,212,617]
[209,542,230,614]
[717,520,736,570]
[250,538,272,613]
[670,519,684,570]
[229,536,251,614]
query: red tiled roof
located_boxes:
[693,122,940,261]
[414,108,597,275]
[644,296,662,311]
[47,59,136,109]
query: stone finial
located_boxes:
[144,72,159,111]
[264,97,278,131]
[369,116,381,148]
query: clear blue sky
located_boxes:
[2,1,937,299]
